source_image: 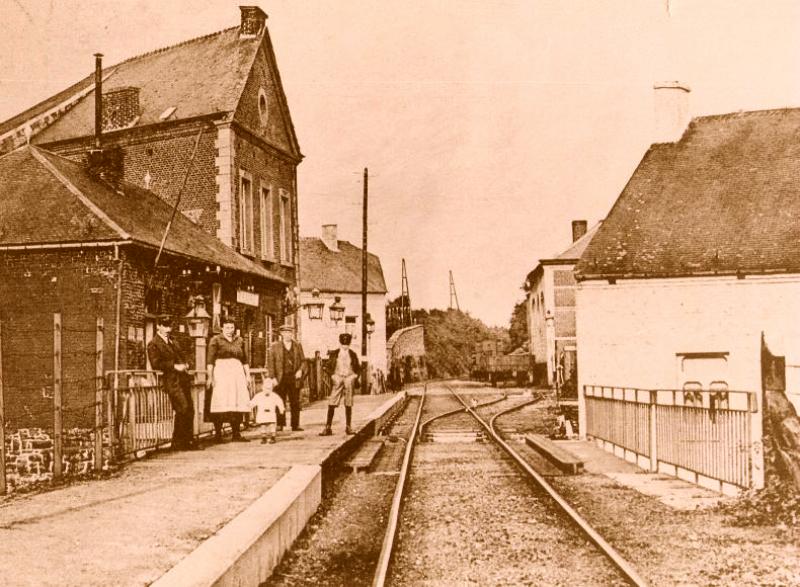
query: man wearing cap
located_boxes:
[320,332,360,436]
[267,325,308,431]
[146,316,198,451]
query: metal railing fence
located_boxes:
[584,385,758,489]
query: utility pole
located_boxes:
[448,270,460,311]
[400,258,411,327]
[361,168,369,393]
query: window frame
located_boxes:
[259,183,272,260]
[239,171,254,254]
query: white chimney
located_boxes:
[653,82,690,143]
[321,224,338,251]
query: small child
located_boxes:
[249,378,285,444]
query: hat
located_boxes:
[339,332,352,345]
[278,324,294,333]
[156,315,173,327]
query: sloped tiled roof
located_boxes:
[2,23,300,158]
[577,108,800,280]
[0,146,287,282]
[299,238,387,294]
[551,222,601,262]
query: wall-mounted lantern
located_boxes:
[304,288,324,320]
[329,295,345,324]
[185,295,211,339]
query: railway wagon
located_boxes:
[471,341,532,387]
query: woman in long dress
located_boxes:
[205,317,252,442]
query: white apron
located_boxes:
[210,358,251,413]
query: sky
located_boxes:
[2,0,799,326]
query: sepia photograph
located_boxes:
[0,0,799,585]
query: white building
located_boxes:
[524,220,599,390]
[574,85,800,491]
[298,225,387,373]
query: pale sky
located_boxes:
[2,1,799,326]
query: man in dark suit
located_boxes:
[320,332,360,436]
[146,315,198,451]
[267,324,308,432]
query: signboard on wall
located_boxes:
[237,289,260,307]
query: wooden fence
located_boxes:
[583,385,761,492]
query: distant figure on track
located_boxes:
[320,333,360,436]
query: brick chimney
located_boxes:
[653,81,690,143]
[240,6,267,37]
[102,87,140,131]
[321,224,338,252]
[571,220,588,243]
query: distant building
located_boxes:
[298,225,387,373]
[386,325,427,388]
[524,220,599,391]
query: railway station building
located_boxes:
[0,7,303,424]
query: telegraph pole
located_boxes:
[361,168,369,393]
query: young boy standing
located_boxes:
[249,379,285,444]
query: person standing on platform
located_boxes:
[267,324,308,432]
[249,378,284,444]
[147,315,199,451]
[206,316,252,442]
[320,332,360,436]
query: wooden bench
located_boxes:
[525,434,584,475]
[344,438,385,472]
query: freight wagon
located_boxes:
[470,340,532,387]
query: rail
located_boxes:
[372,384,426,587]
[583,385,760,489]
[450,384,649,587]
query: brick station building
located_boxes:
[0,6,302,427]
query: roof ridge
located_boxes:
[29,147,131,240]
[691,106,800,124]
[106,26,238,71]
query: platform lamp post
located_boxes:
[329,295,345,326]
[186,295,211,433]
[365,313,375,394]
[545,310,559,405]
[304,288,325,321]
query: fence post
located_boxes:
[53,313,63,481]
[0,319,6,495]
[95,318,104,472]
[751,389,765,489]
[649,389,658,473]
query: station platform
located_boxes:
[0,391,408,587]
[554,439,726,510]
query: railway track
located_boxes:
[372,381,648,587]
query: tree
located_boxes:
[508,299,528,352]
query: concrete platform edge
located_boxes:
[150,464,321,587]
[151,392,407,587]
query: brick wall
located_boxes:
[0,248,121,429]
